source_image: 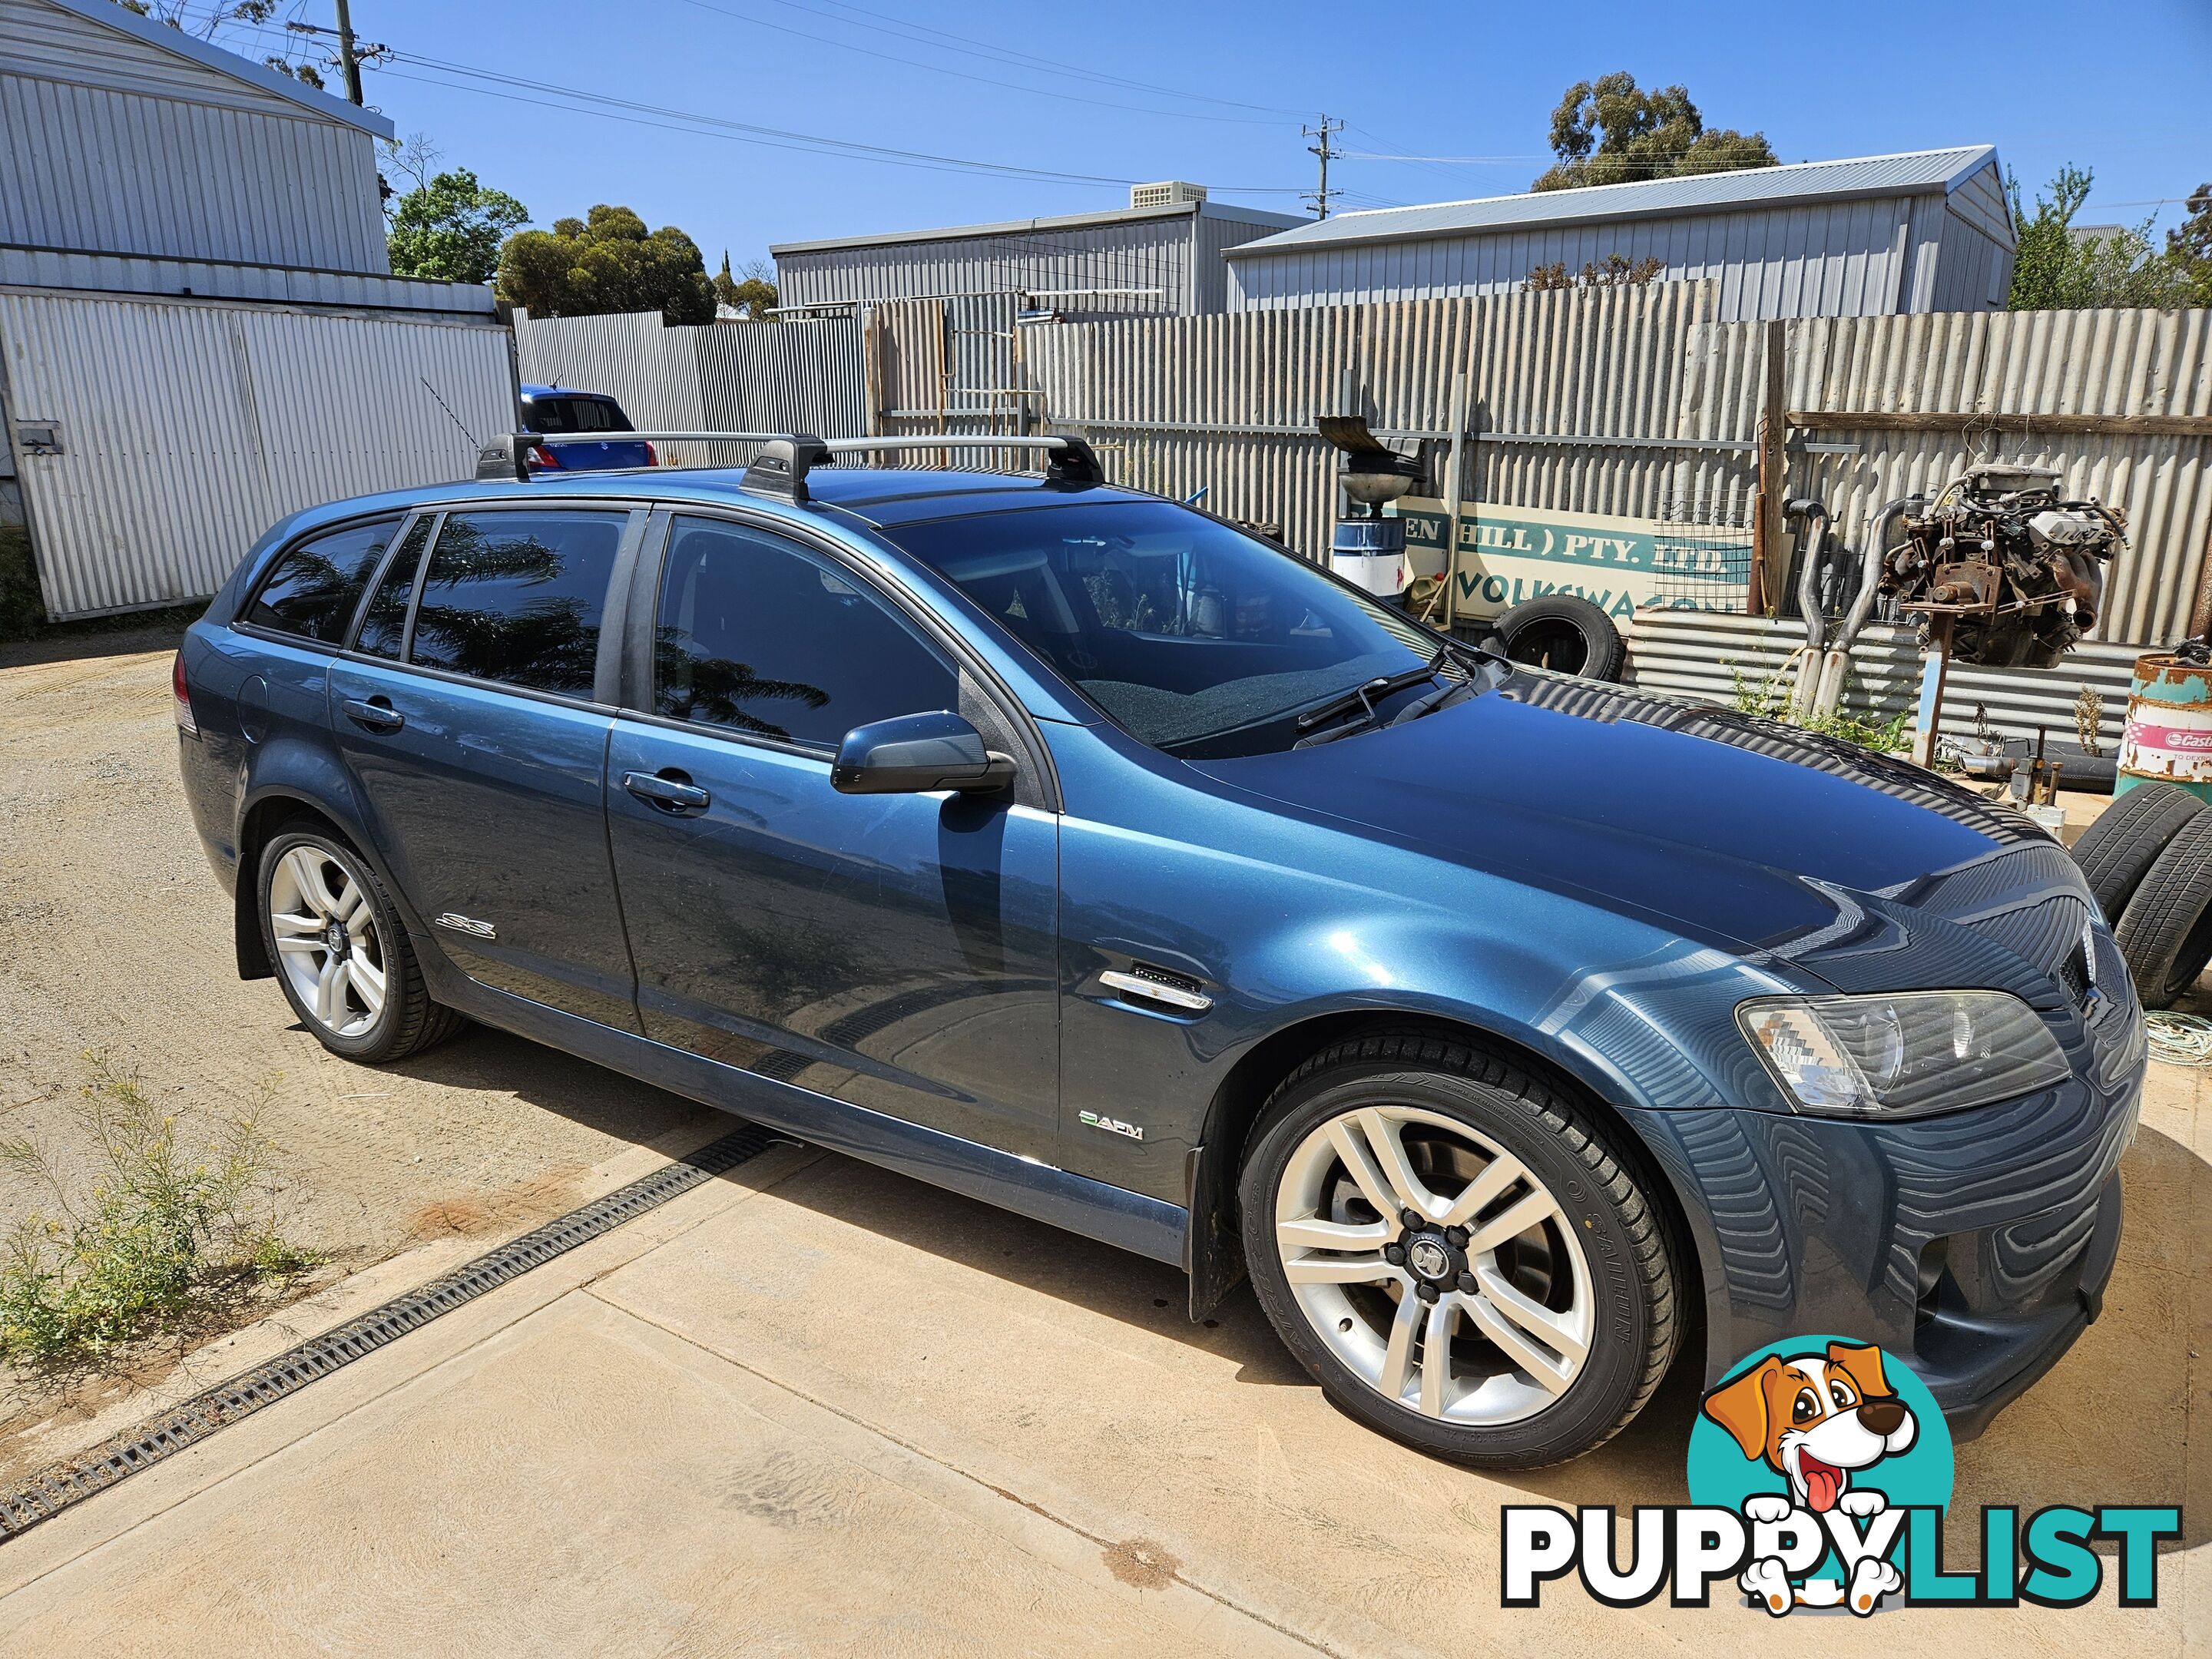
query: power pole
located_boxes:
[333,0,364,106]
[1303,115,1343,220]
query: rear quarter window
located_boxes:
[240,518,403,642]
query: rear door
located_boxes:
[603,511,1061,1160]
[329,502,645,1030]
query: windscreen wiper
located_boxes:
[1293,647,1450,743]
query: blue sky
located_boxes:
[235,0,2208,259]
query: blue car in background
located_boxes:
[173,434,2143,1469]
[518,384,654,471]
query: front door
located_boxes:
[329,504,642,1030]
[604,513,1060,1160]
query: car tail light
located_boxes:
[172,651,198,736]
[643,441,658,466]
[528,443,561,470]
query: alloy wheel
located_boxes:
[1273,1104,1594,1425]
[267,845,389,1038]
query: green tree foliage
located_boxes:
[498,206,717,325]
[1533,72,1777,192]
[2166,184,2212,310]
[712,252,780,320]
[2008,166,2194,310]
[386,169,529,286]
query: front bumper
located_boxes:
[1919,1170,2121,1441]
[1624,1046,2141,1437]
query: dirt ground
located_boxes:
[0,631,714,1475]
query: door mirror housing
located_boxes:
[832,710,1015,796]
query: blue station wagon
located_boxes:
[175,432,2144,1467]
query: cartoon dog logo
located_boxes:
[1701,1340,1918,1615]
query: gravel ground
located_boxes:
[0,630,712,1472]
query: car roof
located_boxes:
[280,467,1161,538]
[517,384,624,402]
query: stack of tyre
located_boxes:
[2072,782,2212,1009]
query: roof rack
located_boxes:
[475,429,1104,500]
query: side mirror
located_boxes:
[831,710,1015,796]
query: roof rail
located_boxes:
[475,429,1105,498]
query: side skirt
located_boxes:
[424,957,1189,1269]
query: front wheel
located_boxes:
[1239,1034,1680,1468]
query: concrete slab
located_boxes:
[0,1289,1319,1657]
[1,975,2203,1654]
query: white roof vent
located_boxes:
[1130,180,1207,209]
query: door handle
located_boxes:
[622,770,711,813]
[343,696,404,733]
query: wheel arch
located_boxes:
[1185,1007,1703,1345]
[232,787,379,981]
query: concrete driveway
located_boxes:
[2,1081,2205,1656]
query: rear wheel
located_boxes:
[1238,1032,1678,1468]
[2072,781,2204,923]
[2115,811,2212,1008]
[258,826,462,1061]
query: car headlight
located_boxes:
[1736,991,2069,1118]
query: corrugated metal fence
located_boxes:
[1,286,512,618]
[501,294,2210,660]
[512,307,865,469]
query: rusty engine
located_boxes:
[1878,463,2125,667]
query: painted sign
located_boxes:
[1389,497,1747,621]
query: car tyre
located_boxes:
[2071,780,2205,923]
[2114,810,2212,1009]
[1238,1031,1679,1468]
[258,825,463,1062]
[1493,594,1624,680]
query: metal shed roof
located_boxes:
[1225,147,2008,257]
[772,197,1303,258]
[41,0,396,137]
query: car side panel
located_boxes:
[1044,717,1812,1210]
[327,659,639,1031]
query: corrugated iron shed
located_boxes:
[773,198,1304,320]
[1226,148,2015,321]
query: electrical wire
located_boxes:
[770,0,1315,118]
[2144,1010,2212,1066]
[671,0,1284,124]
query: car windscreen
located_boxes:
[524,396,634,435]
[882,501,1453,757]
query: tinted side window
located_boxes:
[654,518,955,747]
[409,511,626,695]
[354,515,433,659]
[241,518,401,641]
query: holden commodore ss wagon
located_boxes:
[176,432,2144,1468]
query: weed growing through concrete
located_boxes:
[1731,665,1916,757]
[0,1054,320,1365]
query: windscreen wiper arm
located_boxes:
[1293,647,1450,740]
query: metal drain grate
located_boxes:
[0,1122,777,1544]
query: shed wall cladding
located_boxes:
[777,216,1204,322]
[0,0,389,273]
[1228,198,1949,320]
[0,290,512,618]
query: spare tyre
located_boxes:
[1494,594,1624,681]
[2071,780,2206,923]
[2115,810,2212,1008]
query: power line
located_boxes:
[373,52,1307,194]
[671,0,1283,125]
[769,0,1313,119]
